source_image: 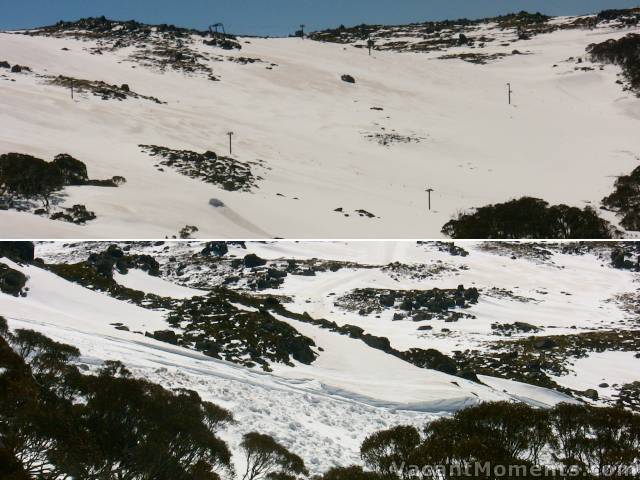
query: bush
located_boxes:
[0,328,234,480]
[51,153,88,185]
[0,264,27,297]
[348,401,640,480]
[50,204,97,224]
[0,242,34,263]
[361,425,421,478]
[240,432,307,480]
[602,165,640,230]
[0,153,65,210]
[442,197,614,239]
[321,465,391,480]
[588,34,640,93]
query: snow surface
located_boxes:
[1,18,639,238]
[0,241,598,474]
[552,351,640,402]
[248,241,638,354]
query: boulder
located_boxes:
[244,253,267,268]
[201,241,228,257]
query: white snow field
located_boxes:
[2,240,637,473]
[1,15,639,238]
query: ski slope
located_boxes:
[0,241,596,473]
[1,16,639,238]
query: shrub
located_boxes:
[240,432,308,480]
[321,465,391,480]
[588,34,640,93]
[442,197,614,239]
[602,165,640,230]
[51,153,88,185]
[361,425,421,478]
[0,153,65,210]
[0,264,27,297]
[0,328,234,480]
[50,204,97,224]
[0,242,35,263]
[350,401,640,480]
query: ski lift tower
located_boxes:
[208,23,226,36]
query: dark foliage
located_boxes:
[49,204,97,224]
[51,153,88,185]
[0,242,34,263]
[320,465,392,480]
[48,75,164,103]
[596,8,640,25]
[588,34,640,93]
[361,426,421,479]
[165,294,318,371]
[0,263,27,297]
[442,197,615,239]
[240,432,307,480]
[602,164,640,230]
[0,328,234,480]
[357,401,640,480]
[140,144,264,192]
[0,153,65,210]
[0,152,122,218]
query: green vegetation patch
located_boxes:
[335,285,479,321]
[442,197,616,239]
[0,263,27,297]
[140,144,265,192]
[602,163,640,230]
[588,33,640,95]
[47,75,164,103]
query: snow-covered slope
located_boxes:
[1,15,639,238]
[2,240,637,472]
[2,240,614,473]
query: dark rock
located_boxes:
[341,74,356,84]
[244,253,267,268]
[584,388,599,400]
[147,329,179,345]
[599,382,610,388]
[392,313,405,321]
[288,336,316,364]
[380,293,395,307]
[201,241,228,257]
[0,61,10,69]
[120,83,130,91]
